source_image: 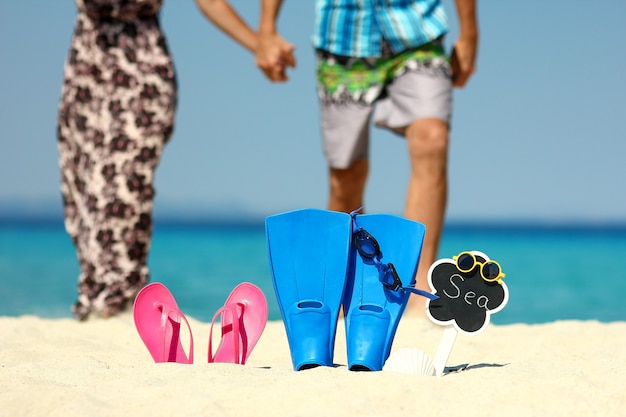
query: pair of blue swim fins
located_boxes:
[265,208,436,371]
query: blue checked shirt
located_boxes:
[312,0,449,57]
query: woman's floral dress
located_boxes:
[57,0,176,320]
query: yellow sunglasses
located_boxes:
[453,252,506,284]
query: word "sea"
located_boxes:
[443,274,490,309]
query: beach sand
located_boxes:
[1,314,624,417]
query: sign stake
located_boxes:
[432,324,458,377]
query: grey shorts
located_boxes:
[316,41,452,169]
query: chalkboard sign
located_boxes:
[426,251,509,335]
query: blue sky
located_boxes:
[1,0,624,223]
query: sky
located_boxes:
[0,0,625,224]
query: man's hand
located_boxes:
[450,37,477,88]
[452,0,478,88]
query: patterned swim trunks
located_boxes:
[315,38,453,169]
[316,39,450,106]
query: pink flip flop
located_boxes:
[133,282,194,364]
[208,282,268,365]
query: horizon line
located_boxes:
[0,199,625,230]
[1,213,626,233]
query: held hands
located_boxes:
[255,32,296,82]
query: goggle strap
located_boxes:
[403,286,439,300]
[351,210,439,301]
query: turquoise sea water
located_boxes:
[1,218,625,324]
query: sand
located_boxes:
[1,314,624,417]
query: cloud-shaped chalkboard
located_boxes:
[426,251,509,335]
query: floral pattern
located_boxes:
[57,0,176,320]
[317,39,450,106]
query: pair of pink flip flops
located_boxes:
[133,282,268,365]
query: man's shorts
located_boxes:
[316,39,452,169]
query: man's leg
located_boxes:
[372,41,452,316]
[316,49,382,214]
[328,159,369,213]
[403,118,450,315]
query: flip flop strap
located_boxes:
[156,302,194,364]
[208,304,241,364]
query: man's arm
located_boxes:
[451,0,478,87]
[255,0,296,82]
[194,0,258,53]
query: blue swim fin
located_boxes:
[344,213,427,371]
[265,208,351,370]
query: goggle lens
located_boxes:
[354,229,380,260]
[379,263,402,291]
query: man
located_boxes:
[255,0,478,314]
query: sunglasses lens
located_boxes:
[456,253,475,271]
[482,262,501,280]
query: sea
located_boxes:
[1,216,625,325]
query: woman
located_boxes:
[57,0,256,320]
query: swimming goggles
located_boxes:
[453,251,506,284]
[350,210,438,300]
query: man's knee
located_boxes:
[406,118,449,158]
